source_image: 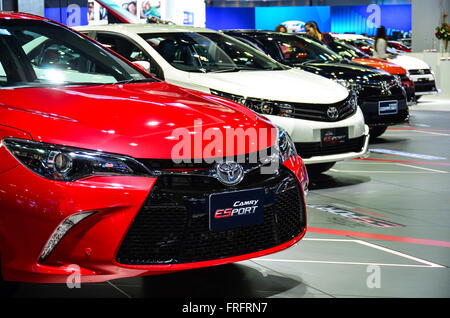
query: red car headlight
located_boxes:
[2,138,153,181]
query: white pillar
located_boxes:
[440,58,450,98]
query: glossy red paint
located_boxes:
[388,41,412,53]
[0,83,275,159]
[0,14,307,283]
[0,11,47,21]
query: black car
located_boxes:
[223,30,409,139]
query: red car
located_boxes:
[388,41,411,53]
[0,12,307,286]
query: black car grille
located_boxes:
[357,80,405,102]
[284,97,355,122]
[116,166,305,265]
[409,69,431,75]
[295,135,365,159]
[414,80,437,93]
[210,89,355,122]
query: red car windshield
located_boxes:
[0,19,153,88]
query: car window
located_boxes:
[96,32,164,78]
[140,32,286,73]
[19,30,116,84]
[0,60,6,81]
[0,20,152,88]
[328,39,368,59]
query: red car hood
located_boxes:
[0,82,275,159]
[353,57,407,75]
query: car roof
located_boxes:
[0,11,47,21]
[76,23,216,34]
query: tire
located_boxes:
[306,162,336,176]
[369,125,388,140]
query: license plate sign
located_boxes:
[321,127,348,146]
[209,188,264,232]
[379,100,398,115]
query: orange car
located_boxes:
[328,39,416,103]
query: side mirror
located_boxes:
[132,61,151,73]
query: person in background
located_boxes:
[373,26,389,59]
[304,21,333,46]
[275,24,288,33]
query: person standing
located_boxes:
[304,21,333,46]
[373,26,389,59]
[275,24,288,33]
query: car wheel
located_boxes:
[306,162,336,176]
[369,125,388,140]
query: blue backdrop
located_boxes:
[331,5,411,36]
[206,7,255,30]
[255,6,331,32]
[206,4,411,36]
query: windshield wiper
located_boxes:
[207,67,242,73]
[206,65,268,73]
[263,66,286,70]
[115,78,157,84]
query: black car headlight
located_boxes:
[335,79,362,93]
[209,90,295,118]
[348,90,358,112]
[393,75,402,87]
[246,99,295,118]
[277,128,297,162]
[3,138,152,181]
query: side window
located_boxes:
[17,30,116,83]
[96,33,164,79]
[0,61,6,81]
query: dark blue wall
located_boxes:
[45,0,88,26]
[206,7,255,30]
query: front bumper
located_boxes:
[410,74,438,96]
[360,98,409,127]
[265,107,368,164]
[0,154,307,283]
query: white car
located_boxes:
[332,34,438,99]
[76,24,369,174]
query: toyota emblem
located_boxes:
[380,81,392,95]
[215,161,244,186]
[327,106,339,120]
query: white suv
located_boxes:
[76,24,369,174]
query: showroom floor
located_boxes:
[10,95,450,298]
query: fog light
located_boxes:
[39,211,95,262]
